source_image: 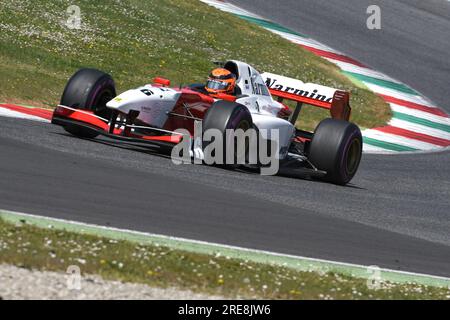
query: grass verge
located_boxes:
[0,0,390,131]
[0,217,449,300]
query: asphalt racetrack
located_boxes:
[1,1,449,276]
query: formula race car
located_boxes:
[52,60,362,184]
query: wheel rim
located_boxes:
[93,89,114,118]
[237,119,250,131]
[346,138,361,175]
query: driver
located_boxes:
[205,68,237,96]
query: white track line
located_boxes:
[266,29,341,53]
[201,0,262,18]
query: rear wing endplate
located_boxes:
[261,72,351,121]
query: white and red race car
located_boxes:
[52,60,362,184]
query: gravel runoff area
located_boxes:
[0,264,225,300]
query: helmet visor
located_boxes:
[206,79,231,91]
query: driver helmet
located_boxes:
[205,68,236,95]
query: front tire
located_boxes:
[60,68,116,138]
[308,118,362,185]
[202,100,253,167]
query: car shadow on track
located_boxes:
[52,131,366,190]
[53,131,174,159]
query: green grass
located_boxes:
[0,0,390,131]
[1,218,449,300]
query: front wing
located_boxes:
[51,105,184,150]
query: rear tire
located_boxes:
[308,118,362,185]
[60,68,116,138]
[202,100,253,167]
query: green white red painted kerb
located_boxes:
[200,0,450,154]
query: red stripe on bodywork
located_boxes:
[299,45,367,68]
[139,134,183,144]
[379,95,449,118]
[374,126,450,146]
[0,104,53,120]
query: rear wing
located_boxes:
[261,72,351,122]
